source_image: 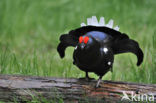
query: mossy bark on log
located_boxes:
[0,75,156,103]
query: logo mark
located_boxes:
[121,91,154,102]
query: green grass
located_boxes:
[0,0,156,102]
[0,0,156,88]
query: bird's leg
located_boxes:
[86,72,89,78]
[79,72,95,81]
[85,72,95,81]
[73,60,75,65]
[95,76,103,88]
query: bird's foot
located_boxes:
[78,77,95,81]
[95,83,101,88]
[86,77,95,81]
[95,85,101,88]
[95,76,102,88]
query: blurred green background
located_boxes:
[0,0,156,84]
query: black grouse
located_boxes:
[57,16,144,87]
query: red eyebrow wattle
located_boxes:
[79,36,83,43]
[84,36,89,44]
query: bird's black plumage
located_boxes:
[57,26,144,87]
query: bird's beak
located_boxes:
[79,43,85,50]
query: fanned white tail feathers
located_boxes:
[81,16,120,31]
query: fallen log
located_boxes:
[0,75,156,103]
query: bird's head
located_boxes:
[74,36,102,67]
[76,36,100,51]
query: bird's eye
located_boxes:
[79,36,83,43]
[84,36,89,44]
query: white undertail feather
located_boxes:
[81,16,120,31]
